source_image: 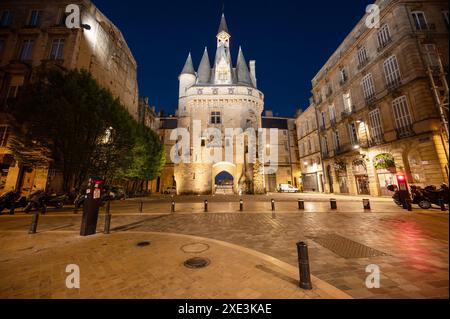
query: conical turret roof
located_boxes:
[236,47,252,86]
[197,47,211,83]
[180,52,195,75]
[218,14,230,35]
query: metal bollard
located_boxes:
[296,242,313,290]
[363,199,371,210]
[271,199,275,211]
[171,200,176,213]
[298,199,305,210]
[139,201,144,213]
[104,201,111,235]
[439,199,446,211]
[330,199,337,210]
[29,212,39,234]
[239,199,244,212]
[204,200,208,212]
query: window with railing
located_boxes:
[50,39,65,60]
[384,55,401,90]
[0,10,12,27]
[411,11,429,31]
[377,24,392,50]
[369,109,384,144]
[361,73,376,103]
[0,125,10,147]
[392,96,414,138]
[19,39,35,61]
[348,123,358,145]
[28,10,42,27]
[332,130,341,151]
[321,136,329,157]
[329,105,336,124]
[357,47,369,68]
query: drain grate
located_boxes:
[184,257,210,269]
[310,234,387,258]
[137,241,151,247]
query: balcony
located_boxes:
[335,143,353,155]
[386,78,402,92]
[369,135,385,146]
[341,105,356,119]
[377,37,393,52]
[357,58,370,70]
[364,95,376,107]
[396,125,415,139]
[322,151,331,160]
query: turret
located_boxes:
[179,53,196,98]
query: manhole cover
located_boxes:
[184,257,211,269]
[311,234,387,258]
[181,243,210,254]
[137,241,151,247]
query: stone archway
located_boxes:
[212,162,237,194]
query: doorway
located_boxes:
[215,171,234,195]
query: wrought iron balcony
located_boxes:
[386,79,402,92]
[396,125,415,139]
[364,95,376,107]
[377,36,393,52]
[357,58,370,70]
[341,105,356,119]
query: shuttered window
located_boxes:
[392,96,413,136]
[369,109,383,143]
[361,73,376,100]
[383,55,401,87]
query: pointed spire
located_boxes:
[197,47,211,83]
[180,52,195,75]
[236,46,252,86]
[218,13,229,35]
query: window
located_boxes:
[357,47,369,67]
[28,10,41,27]
[0,10,12,27]
[377,24,391,48]
[210,111,221,124]
[320,112,326,128]
[332,130,340,150]
[361,73,376,101]
[348,123,358,145]
[6,85,21,99]
[423,44,440,68]
[443,11,449,29]
[343,92,352,113]
[308,139,312,152]
[0,126,10,147]
[383,55,401,88]
[411,11,428,30]
[322,136,329,156]
[50,39,65,60]
[369,109,384,143]
[392,96,413,136]
[340,69,348,83]
[19,39,34,61]
[328,105,336,122]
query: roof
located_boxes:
[180,53,195,75]
[218,14,230,35]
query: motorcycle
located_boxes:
[387,185,402,206]
[23,190,48,214]
[0,191,21,214]
[45,193,68,209]
[416,184,449,210]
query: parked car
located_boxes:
[277,184,299,193]
[164,186,177,195]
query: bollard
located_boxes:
[29,212,39,234]
[271,199,275,211]
[363,199,371,210]
[298,199,305,210]
[439,199,446,211]
[296,242,313,290]
[41,205,47,215]
[204,200,208,212]
[171,200,176,213]
[240,199,244,212]
[330,199,337,210]
[104,200,111,234]
[139,201,144,213]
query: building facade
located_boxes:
[311,0,449,196]
[0,0,139,195]
[295,105,324,192]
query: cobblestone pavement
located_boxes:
[0,232,350,299]
[0,200,448,299]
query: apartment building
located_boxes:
[311,0,448,196]
[0,0,139,194]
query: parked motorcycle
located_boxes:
[416,184,449,210]
[0,191,21,214]
[387,185,402,206]
[23,190,48,214]
[45,193,68,209]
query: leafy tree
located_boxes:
[8,67,142,192]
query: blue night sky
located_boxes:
[93,0,374,117]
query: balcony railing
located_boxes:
[364,95,376,107]
[335,143,353,155]
[377,36,393,52]
[357,58,370,70]
[396,125,415,139]
[341,105,356,119]
[386,78,402,92]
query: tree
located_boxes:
[8,67,139,192]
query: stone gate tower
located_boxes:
[175,14,265,195]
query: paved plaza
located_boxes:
[0,194,448,299]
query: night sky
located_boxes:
[93,0,374,117]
